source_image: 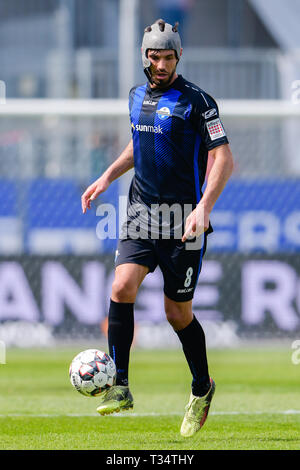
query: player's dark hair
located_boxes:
[147,49,176,57]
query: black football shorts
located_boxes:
[114,233,208,302]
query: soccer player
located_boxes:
[81,19,234,438]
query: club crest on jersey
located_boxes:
[156,107,171,120]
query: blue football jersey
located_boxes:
[128,74,229,205]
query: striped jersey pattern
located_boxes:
[128,74,229,205]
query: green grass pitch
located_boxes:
[0,345,299,450]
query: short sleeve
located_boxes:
[191,93,229,151]
[128,87,135,134]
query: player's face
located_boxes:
[147,49,178,88]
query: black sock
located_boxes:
[108,299,134,387]
[175,315,211,397]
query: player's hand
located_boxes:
[81,176,110,214]
[182,202,209,242]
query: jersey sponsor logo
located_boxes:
[202,108,217,120]
[156,106,171,120]
[206,118,226,141]
[134,123,163,134]
[144,99,157,106]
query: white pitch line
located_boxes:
[0,410,299,418]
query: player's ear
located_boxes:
[180,48,183,57]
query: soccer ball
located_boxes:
[69,349,116,397]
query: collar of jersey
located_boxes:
[147,74,183,96]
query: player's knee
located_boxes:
[111,278,138,303]
[165,304,183,329]
[165,302,193,330]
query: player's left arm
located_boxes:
[201,143,234,214]
[182,143,234,241]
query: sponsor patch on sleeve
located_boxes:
[206,118,226,141]
[202,108,217,119]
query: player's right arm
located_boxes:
[81,139,134,213]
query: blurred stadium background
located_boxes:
[0,0,300,350]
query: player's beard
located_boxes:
[150,65,177,89]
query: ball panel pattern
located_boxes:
[69,349,116,397]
